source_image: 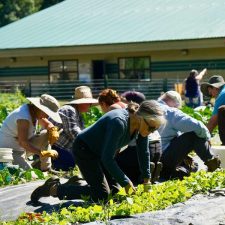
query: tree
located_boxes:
[40,0,64,10]
[0,0,64,28]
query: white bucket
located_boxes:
[0,148,13,163]
[211,146,225,168]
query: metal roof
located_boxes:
[0,0,225,50]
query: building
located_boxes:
[0,0,225,84]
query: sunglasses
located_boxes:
[143,118,158,133]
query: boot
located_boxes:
[150,162,155,180]
[30,176,60,203]
[204,156,221,172]
[151,162,163,183]
[65,175,86,185]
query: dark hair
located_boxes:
[121,91,146,104]
[189,69,198,79]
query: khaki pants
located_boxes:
[13,130,51,171]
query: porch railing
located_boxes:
[0,78,182,101]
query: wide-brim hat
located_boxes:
[201,75,225,97]
[67,86,98,105]
[27,94,62,123]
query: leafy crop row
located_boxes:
[1,169,225,225]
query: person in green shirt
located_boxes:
[31,100,165,203]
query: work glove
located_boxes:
[48,126,59,145]
[40,150,58,159]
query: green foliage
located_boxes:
[181,105,212,125]
[82,106,103,127]
[39,0,64,10]
[3,170,225,225]
[181,105,218,135]
[0,0,41,27]
[0,91,27,127]
[0,167,45,187]
[0,0,64,27]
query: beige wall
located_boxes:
[1,38,225,81]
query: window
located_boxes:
[119,57,151,79]
[49,60,78,82]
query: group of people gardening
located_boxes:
[0,71,224,203]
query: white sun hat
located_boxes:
[67,86,98,105]
[27,94,62,123]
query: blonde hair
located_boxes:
[98,89,121,106]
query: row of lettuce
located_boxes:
[1,170,224,224]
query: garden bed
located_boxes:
[1,170,225,224]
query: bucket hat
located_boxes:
[27,94,62,123]
[67,86,98,105]
[201,75,225,97]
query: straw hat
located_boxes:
[67,86,98,105]
[201,75,225,97]
[27,94,62,123]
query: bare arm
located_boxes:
[196,68,207,81]
[38,117,54,129]
[17,119,42,155]
[206,114,218,133]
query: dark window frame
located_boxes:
[118,56,151,80]
[48,59,79,82]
